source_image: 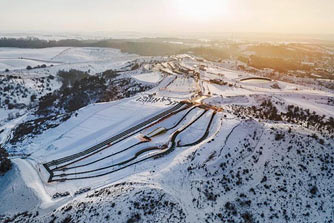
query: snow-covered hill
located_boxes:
[0,48,333,223]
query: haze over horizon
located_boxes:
[1,0,334,36]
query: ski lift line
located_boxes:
[51,109,208,182]
[45,102,186,168]
[50,103,191,172]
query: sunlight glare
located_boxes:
[175,0,228,22]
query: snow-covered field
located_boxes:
[0,47,139,74]
[0,47,333,222]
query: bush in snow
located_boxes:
[52,192,70,199]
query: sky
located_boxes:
[0,0,333,35]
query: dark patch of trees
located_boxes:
[247,43,324,60]
[0,146,12,174]
[101,69,119,80]
[9,114,71,144]
[310,186,318,195]
[58,69,89,89]
[232,99,334,137]
[275,133,285,141]
[0,37,187,56]
[0,37,83,48]
[61,215,72,223]
[100,78,151,102]
[37,74,106,115]
[26,64,48,70]
[53,192,70,199]
[30,94,36,102]
[271,83,281,89]
[209,79,228,86]
[241,212,254,223]
[0,37,240,60]
[248,55,312,73]
[2,211,33,222]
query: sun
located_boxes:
[175,0,227,21]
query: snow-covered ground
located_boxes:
[0,47,333,222]
[132,72,163,84]
[0,47,139,74]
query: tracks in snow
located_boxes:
[44,104,218,182]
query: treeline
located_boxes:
[0,37,237,60]
[0,37,85,48]
[95,40,186,56]
[247,44,325,59]
[247,55,312,73]
[0,37,186,56]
